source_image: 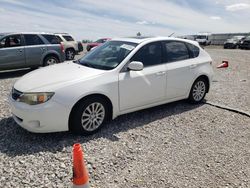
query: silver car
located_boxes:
[0,32,65,71]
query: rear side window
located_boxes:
[0,35,22,48]
[24,34,44,46]
[63,35,74,41]
[131,42,162,67]
[164,41,190,62]
[42,34,60,44]
[186,43,200,58]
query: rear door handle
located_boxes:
[155,71,166,76]
[17,49,22,52]
[190,64,197,69]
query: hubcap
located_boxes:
[67,50,74,60]
[192,81,206,101]
[81,102,105,131]
[47,58,57,65]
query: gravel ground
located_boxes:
[0,48,249,188]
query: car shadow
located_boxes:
[0,68,32,79]
[0,100,204,156]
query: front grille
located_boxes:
[12,88,23,101]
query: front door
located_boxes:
[0,34,25,70]
[119,42,167,111]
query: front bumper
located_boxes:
[9,96,70,133]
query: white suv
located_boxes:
[9,37,213,135]
[55,33,78,60]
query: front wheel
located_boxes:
[188,78,208,103]
[69,97,109,135]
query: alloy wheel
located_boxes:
[81,102,105,131]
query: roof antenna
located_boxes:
[168,32,175,37]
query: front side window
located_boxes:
[164,41,190,62]
[79,41,137,70]
[131,42,162,67]
[24,34,44,46]
[0,35,22,48]
[63,35,74,41]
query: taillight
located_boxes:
[60,43,65,53]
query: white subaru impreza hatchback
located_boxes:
[9,37,213,135]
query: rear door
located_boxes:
[163,41,196,99]
[0,34,25,70]
[23,34,47,67]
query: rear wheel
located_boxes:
[66,49,75,60]
[43,56,59,66]
[69,97,110,135]
[188,78,208,103]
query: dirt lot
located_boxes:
[0,48,249,188]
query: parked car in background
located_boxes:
[0,32,65,71]
[86,38,111,51]
[239,36,250,50]
[9,37,213,135]
[77,41,83,53]
[54,33,79,60]
[224,36,245,49]
[195,33,211,45]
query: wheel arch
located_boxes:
[68,93,113,129]
[192,75,210,93]
[42,53,60,66]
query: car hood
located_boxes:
[88,42,100,46]
[14,62,106,92]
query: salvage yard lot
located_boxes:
[0,48,249,187]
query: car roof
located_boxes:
[0,32,56,36]
[112,36,199,46]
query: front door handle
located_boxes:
[17,49,22,53]
[155,71,166,76]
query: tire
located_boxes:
[69,97,110,135]
[43,56,59,66]
[188,78,208,103]
[66,49,75,60]
[86,46,91,52]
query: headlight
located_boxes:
[17,92,54,105]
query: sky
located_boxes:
[0,0,249,40]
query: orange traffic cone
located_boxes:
[217,60,229,68]
[72,143,90,188]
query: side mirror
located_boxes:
[128,61,143,71]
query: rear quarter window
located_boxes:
[42,34,60,44]
[186,43,200,58]
[63,35,74,41]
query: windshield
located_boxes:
[196,35,207,39]
[79,41,137,70]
